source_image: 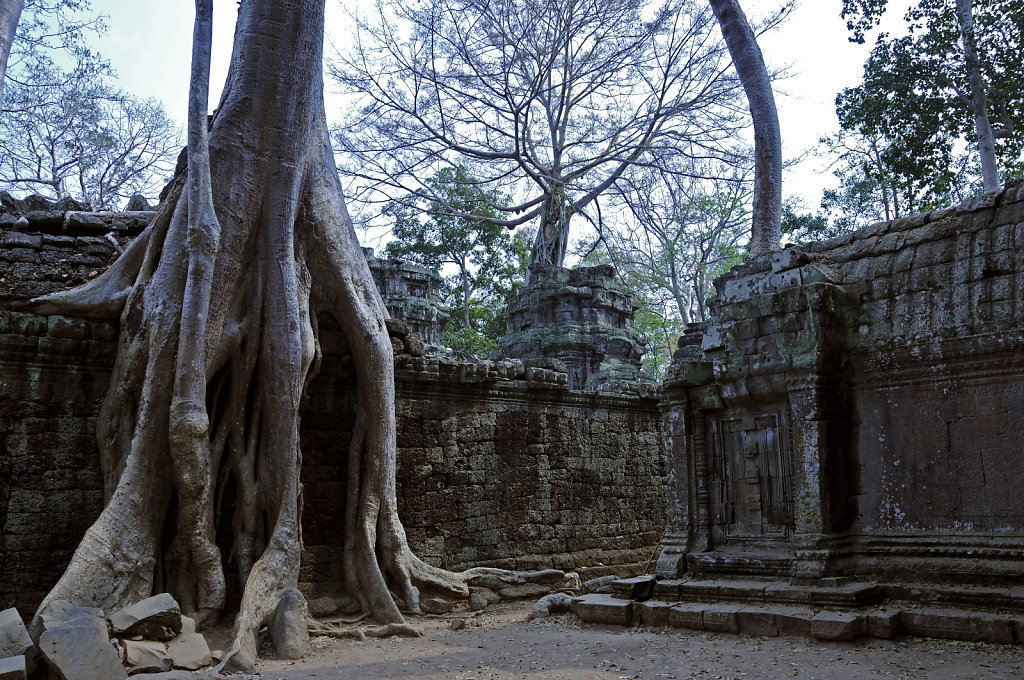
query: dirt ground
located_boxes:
[245,601,1024,680]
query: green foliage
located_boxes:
[384,165,529,358]
[0,0,181,208]
[832,0,1024,212]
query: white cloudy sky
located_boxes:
[93,0,915,212]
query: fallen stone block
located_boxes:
[611,576,655,601]
[498,584,550,601]
[108,593,181,641]
[0,655,26,680]
[573,594,633,626]
[581,576,618,594]
[31,600,105,639]
[421,598,452,615]
[468,593,488,611]
[0,609,35,673]
[701,605,739,634]
[811,611,863,641]
[638,601,673,628]
[124,639,172,674]
[38,616,126,680]
[270,588,310,660]
[166,632,212,671]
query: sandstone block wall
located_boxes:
[661,181,1024,585]
[0,311,665,614]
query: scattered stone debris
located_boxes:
[2,594,216,679]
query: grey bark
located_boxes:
[708,0,781,256]
[27,0,465,670]
[955,0,1000,193]
[0,0,24,106]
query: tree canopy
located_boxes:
[0,0,181,207]
[332,0,748,268]
[836,0,1023,201]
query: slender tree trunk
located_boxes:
[29,0,464,670]
[528,191,570,271]
[955,0,1000,193]
[0,0,23,107]
[708,0,781,256]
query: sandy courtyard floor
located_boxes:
[251,602,1024,680]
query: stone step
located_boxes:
[655,578,882,608]
[582,598,1024,645]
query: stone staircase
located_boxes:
[572,576,1024,644]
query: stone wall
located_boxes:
[659,181,1024,587]
[0,310,664,615]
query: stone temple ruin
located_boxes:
[2,182,1024,673]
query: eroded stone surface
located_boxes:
[108,593,181,641]
[38,615,126,680]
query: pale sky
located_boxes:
[93,0,915,213]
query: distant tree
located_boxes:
[385,166,530,357]
[0,0,181,207]
[579,165,749,378]
[333,0,750,269]
[839,0,1023,194]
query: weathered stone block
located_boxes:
[108,593,181,641]
[572,594,633,626]
[38,615,126,680]
[637,601,673,627]
[0,655,26,680]
[701,605,739,633]
[737,607,778,636]
[810,611,863,641]
[865,610,900,639]
[667,603,704,630]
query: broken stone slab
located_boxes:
[572,594,633,626]
[108,593,181,641]
[420,598,452,615]
[124,639,172,674]
[610,576,655,601]
[810,611,864,641]
[0,655,26,680]
[166,632,212,671]
[0,609,35,673]
[498,584,550,601]
[269,588,309,660]
[468,594,488,612]
[532,593,573,619]
[581,576,618,594]
[38,615,126,680]
[31,600,106,639]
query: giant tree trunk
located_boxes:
[28,0,463,670]
[708,0,781,256]
[955,0,1000,193]
[0,0,24,106]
